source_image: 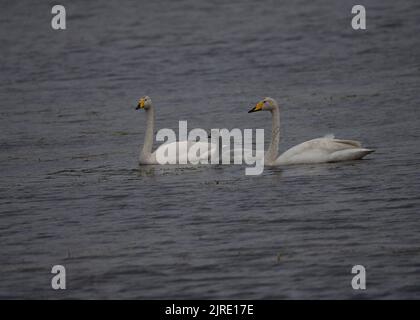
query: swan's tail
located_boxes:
[329,148,374,162]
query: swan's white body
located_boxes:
[248,97,374,166]
[274,136,373,165]
[137,96,217,165]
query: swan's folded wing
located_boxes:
[277,137,364,164]
[329,148,374,162]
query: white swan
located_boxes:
[248,97,374,166]
[135,96,217,165]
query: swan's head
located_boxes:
[136,96,152,110]
[248,97,278,113]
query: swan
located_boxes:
[135,96,217,165]
[248,97,374,166]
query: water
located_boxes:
[1,0,420,299]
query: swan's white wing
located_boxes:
[276,137,371,165]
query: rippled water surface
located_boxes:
[1,0,420,299]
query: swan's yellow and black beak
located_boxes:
[248,101,264,113]
[135,98,145,110]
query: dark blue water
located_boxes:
[1,0,420,299]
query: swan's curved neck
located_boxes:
[266,107,280,163]
[140,105,155,160]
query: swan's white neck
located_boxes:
[140,105,155,161]
[265,107,280,164]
